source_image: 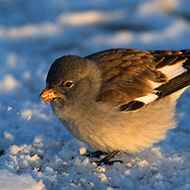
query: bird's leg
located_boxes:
[85,150,105,158]
[95,151,122,166]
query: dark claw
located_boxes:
[95,151,121,166]
[83,150,122,165]
[95,159,122,166]
[84,150,106,158]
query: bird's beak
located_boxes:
[39,86,59,103]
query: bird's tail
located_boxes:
[156,49,190,100]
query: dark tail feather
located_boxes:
[156,71,190,99]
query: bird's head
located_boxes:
[40,55,101,107]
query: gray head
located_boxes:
[40,55,101,107]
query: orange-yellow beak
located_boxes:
[39,86,59,103]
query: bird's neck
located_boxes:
[51,96,98,122]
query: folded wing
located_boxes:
[86,49,190,111]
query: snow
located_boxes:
[0,75,19,92]
[0,169,44,190]
[0,0,190,189]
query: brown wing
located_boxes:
[85,48,190,108]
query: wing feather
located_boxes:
[86,48,190,111]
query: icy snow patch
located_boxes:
[0,75,19,92]
[0,23,58,39]
[0,169,44,190]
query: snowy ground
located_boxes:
[0,0,190,189]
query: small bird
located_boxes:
[40,48,190,165]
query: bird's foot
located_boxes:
[85,150,105,158]
[95,151,122,166]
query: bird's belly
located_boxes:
[60,112,175,154]
[57,97,176,154]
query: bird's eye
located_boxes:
[64,81,74,88]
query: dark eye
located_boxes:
[64,81,74,88]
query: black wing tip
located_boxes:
[119,101,145,111]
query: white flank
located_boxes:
[135,93,158,104]
[150,63,187,89]
[158,63,186,80]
